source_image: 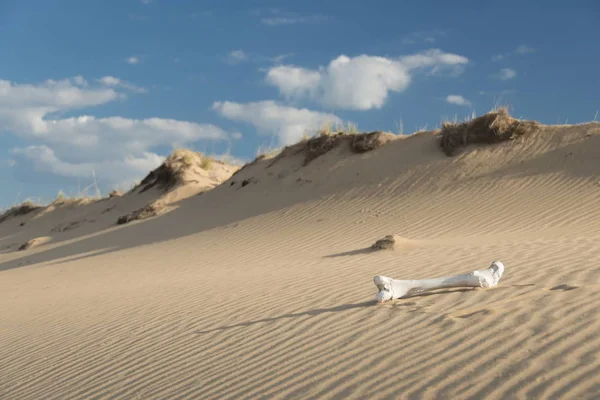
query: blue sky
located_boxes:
[1,0,599,208]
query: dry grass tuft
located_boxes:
[116,201,166,225]
[200,157,213,170]
[304,130,395,165]
[51,196,97,207]
[304,132,346,165]
[135,149,201,193]
[109,190,123,198]
[439,108,540,156]
[0,201,42,224]
[351,131,395,153]
[230,127,395,172]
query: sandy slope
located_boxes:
[1,121,600,399]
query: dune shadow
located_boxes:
[324,247,376,258]
[194,300,375,334]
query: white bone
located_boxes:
[373,261,505,303]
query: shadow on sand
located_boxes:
[194,300,376,334]
[324,247,376,258]
[193,286,501,335]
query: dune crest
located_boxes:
[0,150,238,251]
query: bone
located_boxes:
[373,261,505,303]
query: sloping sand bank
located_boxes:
[1,116,600,399]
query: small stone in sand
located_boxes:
[371,234,402,250]
[18,237,49,251]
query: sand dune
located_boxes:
[1,113,600,399]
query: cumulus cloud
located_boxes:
[11,146,164,182]
[265,49,469,110]
[499,68,517,80]
[212,100,341,145]
[265,66,322,100]
[491,54,504,62]
[1,76,229,185]
[445,95,471,107]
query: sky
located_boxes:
[1,0,599,208]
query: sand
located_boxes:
[1,118,600,399]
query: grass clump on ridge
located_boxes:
[304,129,394,165]
[200,157,213,170]
[50,190,98,207]
[233,121,395,174]
[135,149,199,193]
[0,200,42,225]
[133,148,222,193]
[439,108,540,156]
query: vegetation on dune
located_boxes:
[0,200,42,224]
[116,201,165,225]
[439,108,540,156]
[134,149,217,193]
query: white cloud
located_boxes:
[445,95,471,107]
[515,44,535,55]
[140,0,152,5]
[265,49,469,110]
[491,54,504,62]
[98,76,147,93]
[126,56,140,64]
[11,146,164,183]
[72,75,88,87]
[266,66,322,100]
[225,50,248,65]
[398,50,468,70]
[212,100,341,145]
[1,76,230,184]
[499,68,517,80]
[0,77,119,111]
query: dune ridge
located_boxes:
[1,113,600,399]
